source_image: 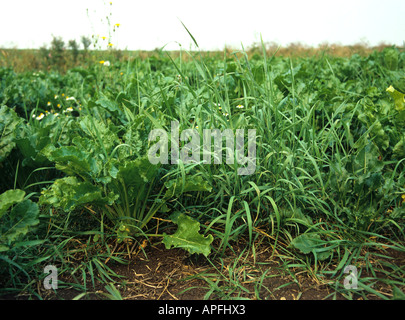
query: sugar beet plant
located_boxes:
[1,44,405,299]
[35,109,213,250]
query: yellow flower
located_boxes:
[120,72,124,76]
[57,104,61,108]
[114,23,120,27]
[402,194,405,203]
[99,60,105,64]
[47,101,51,106]
[36,113,44,120]
[101,36,106,40]
[108,43,113,47]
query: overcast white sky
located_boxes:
[1,0,404,51]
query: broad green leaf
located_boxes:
[107,157,160,204]
[0,106,22,162]
[16,131,51,167]
[163,213,213,257]
[290,232,321,254]
[386,85,405,112]
[0,199,39,252]
[289,232,332,261]
[96,97,119,113]
[45,145,100,177]
[78,115,119,154]
[39,176,117,212]
[352,142,384,175]
[3,200,39,241]
[14,116,65,167]
[0,189,25,219]
[116,157,159,186]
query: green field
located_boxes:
[1,43,405,300]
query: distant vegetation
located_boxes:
[0,35,400,73]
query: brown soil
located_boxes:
[26,238,404,301]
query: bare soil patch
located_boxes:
[4,238,404,301]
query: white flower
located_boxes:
[236,104,244,109]
[66,96,76,101]
[103,61,110,67]
[36,113,45,120]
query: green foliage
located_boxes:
[36,110,213,237]
[164,175,212,198]
[0,189,25,219]
[0,106,22,162]
[289,232,332,261]
[163,213,214,257]
[39,176,116,212]
[1,45,405,298]
[0,189,39,252]
[392,286,405,300]
[386,85,405,111]
[383,47,399,71]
